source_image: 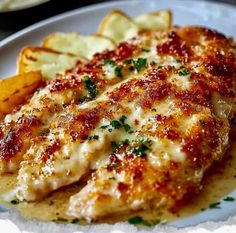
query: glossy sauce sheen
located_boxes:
[0,140,236,223]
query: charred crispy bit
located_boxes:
[2,26,235,221]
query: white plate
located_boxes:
[0,0,236,229]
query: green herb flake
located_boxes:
[150,61,157,66]
[142,48,150,52]
[128,216,160,227]
[110,120,122,129]
[134,58,147,72]
[109,177,116,180]
[10,200,19,205]
[152,108,157,112]
[114,66,122,77]
[78,95,90,104]
[122,139,130,145]
[119,115,127,124]
[179,69,190,76]
[83,75,98,99]
[104,59,115,66]
[100,125,109,129]
[223,196,235,202]
[128,216,143,225]
[133,143,149,157]
[123,123,131,132]
[83,135,99,141]
[199,119,206,127]
[71,218,79,224]
[111,163,122,168]
[138,136,148,143]
[124,59,133,64]
[111,141,119,151]
[209,202,221,209]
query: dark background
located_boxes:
[0,0,235,40]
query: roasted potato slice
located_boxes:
[0,71,42,115]
[42,33,115,59]
[98,10,172,44]
[134,10,172,31]
[18,47,83,80]
[98,10,139,44]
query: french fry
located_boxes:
[134,10,172,31]
[18,47,83,80]
[0,71,42,115]
[98,10,139,44]
[42,33,116,59]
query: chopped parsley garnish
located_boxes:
[179,69,190,76]
[138,136,149,143]
[123,58,147,72]
[104,59,115,66]
[111,163,122,168]
[134,58,147,72]
[101,115,134,134]
[119,115,127,124]
[142,48,150,52]
[109,177,116,180]
[110,120,122,129]
[152,108,157,112]
[123,123,131,132]
[128,216,161,227]
[10,200,19,205]
[124,59,133,64]
[71,218,79,224]
[209,202,221,209]
[223,196,235,202]
[199,119,206,126]
[100,125,109,129]
[122,138,130,145]
[83,75,98,99]
[114,66,122,77]
[111,141,119,151]
[83,135,99,141]
[133,143,149,157]
[78,95,90,104]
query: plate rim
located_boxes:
[0,0,236,229]
[1,0,236,48]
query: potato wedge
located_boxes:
[18,47,83,80]
[98,10,172,44]
[0,71,42,115]
[42,33,115,59]
[98,10,139,44]
[134,10,172,31]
